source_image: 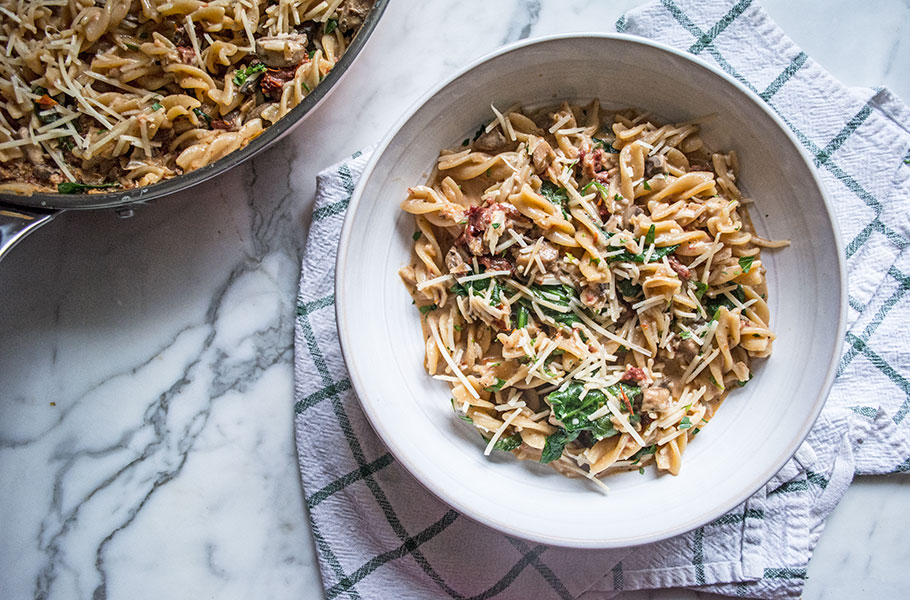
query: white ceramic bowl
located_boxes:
[336,34,845,548]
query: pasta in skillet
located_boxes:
[398,100,789,489]
[0,0,375,194]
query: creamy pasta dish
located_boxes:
[0,0,374,194]
[399,100,788,488]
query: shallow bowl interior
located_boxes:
[337,34,844,548]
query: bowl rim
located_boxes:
[336,32,847,548]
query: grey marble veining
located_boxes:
[0,1,907,599]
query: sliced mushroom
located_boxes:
[531,139,555,173]
[256,34,309,67]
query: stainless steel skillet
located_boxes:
[0,0,388,261]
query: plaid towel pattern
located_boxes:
[294,1,910,598]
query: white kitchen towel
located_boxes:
[294,1,910,598]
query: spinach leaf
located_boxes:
[540,429,579,463]
[609,244,680,264]
[493,434,522,452]
[516,303,529,329]
[739,255,755,274]
[451,276,504,306]
[192,107,212,128]
[546,383,618,440]
[545,310,580,327]
[702,284,746,319]
[57,182,118,194]
[529,284,580,327]
[540,182,570,219]
[616,279,642,298]
[593,137,620,153]
[629,444,657,463]
[530,284,575,306]
[611,382,642,406]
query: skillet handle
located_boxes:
[0,204,57,263]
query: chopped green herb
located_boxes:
[453,324,462,331]
[644,224,656,246]
[629,444,657,463]
[736,373,753,387]
[581,180,610,200]
[493,434,522,452]
[708,375,724,390]
[694,281,708,300]
[492,222,500,229]
[418,303,437,315]
[639,467,645,474]
[692,427,701,435]
[678,416,692,430]
[57,182,118,194]
[412,231,422,241]
[232,62,266,86]
[451,398,472,423]
[643,180,652,191]
[193,108,212,127]
[484,378,507,393]
[609,244,680,264]
[150,102,162,111]
[679,330,692,339]
[739,255,755,274]
[589,257,600,266]
[302,82,311,93]
[324,19,338,34]
[540,429,579,463]
[472,123,485,141]
[461,138,469,146]
[614,193,623,202]
[125,43,139,51]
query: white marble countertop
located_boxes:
[1,1,907,599]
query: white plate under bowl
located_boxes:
[336,34,845,548]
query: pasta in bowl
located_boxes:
[336,34,844,547]
[399,101,789,486]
